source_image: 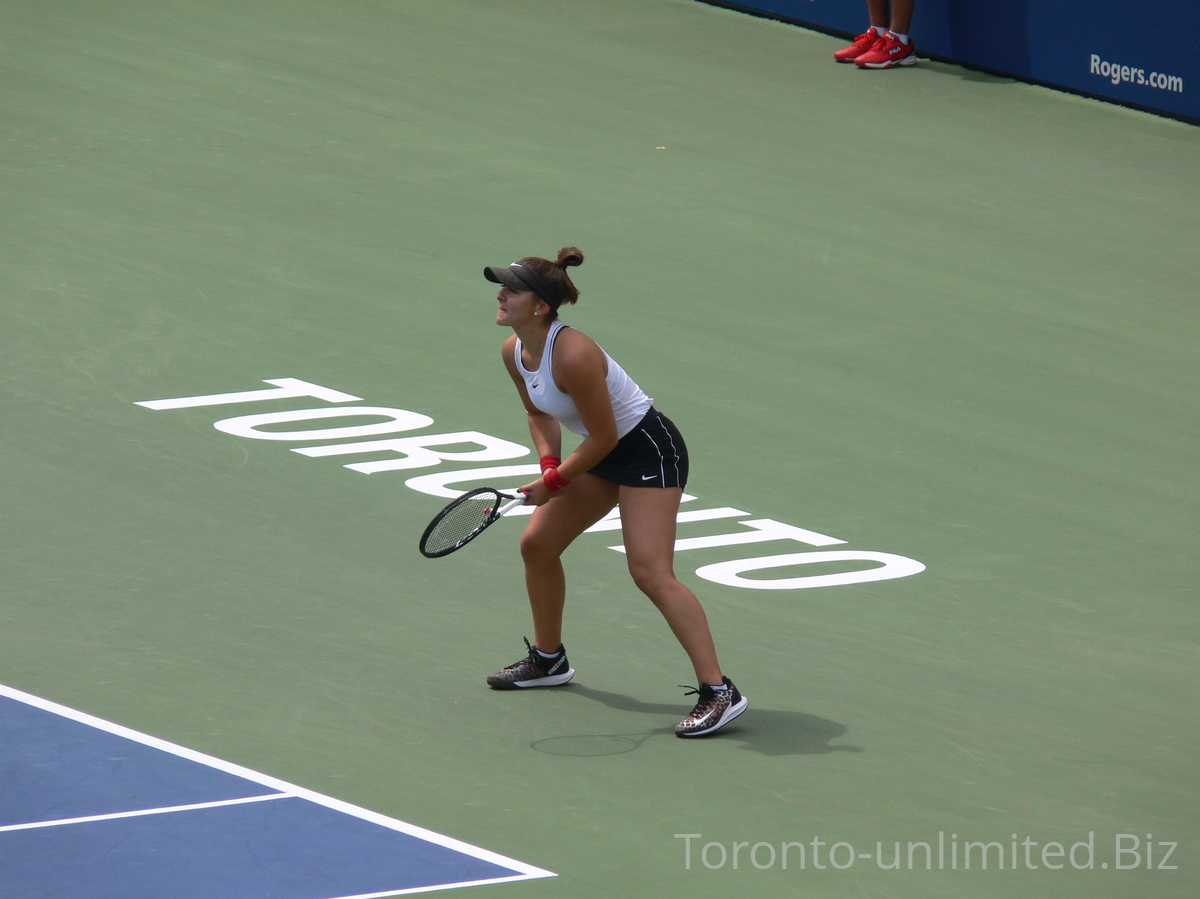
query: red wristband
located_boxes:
[542,467,570,492]
[539,455,562,474]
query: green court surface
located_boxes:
[2,2,1197,897]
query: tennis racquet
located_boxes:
[418,487,529,558]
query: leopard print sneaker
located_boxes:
[486,637,575,689]
[674,677,747,737]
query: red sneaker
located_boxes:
[833,29,884,63]
[854,31,918,69]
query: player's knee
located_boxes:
[520,529,559,566]
[627,562,672,599]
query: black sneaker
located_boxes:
[486,638,575,689]
[674,677,747,737]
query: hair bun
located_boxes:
[556,247,584,268]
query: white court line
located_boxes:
[0,792,289,833]
[0,683,555,891]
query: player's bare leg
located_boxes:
[519,473,618,652]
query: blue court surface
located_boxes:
[0,685,553,899]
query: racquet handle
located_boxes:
[497,491,530,516]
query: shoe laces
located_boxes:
[679,685,727,724]
[496,637,539,673]
[523,637,565,674]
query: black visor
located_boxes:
[484,261,560,308]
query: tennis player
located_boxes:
[483,247,746,737]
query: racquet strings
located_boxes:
[422,491,502,555]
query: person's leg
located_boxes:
[867,0,890,30]
[889,0,914,36]
[617,485,723,685]
[519,473,618,652]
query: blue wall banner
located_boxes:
[702,1,1198,124]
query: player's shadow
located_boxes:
[530,685,862,757]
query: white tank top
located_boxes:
[514,321,653,438]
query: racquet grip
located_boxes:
[497,493,529,516]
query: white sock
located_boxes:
[871,25,887,37]
[891,31,910,45]
[535,647,562,660]
[709,682,729,692]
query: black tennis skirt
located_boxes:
[588,407,689,488]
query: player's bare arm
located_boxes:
[550,329,619,482]
[502,334,562,461]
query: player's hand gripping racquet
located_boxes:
[418,487,529,558]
